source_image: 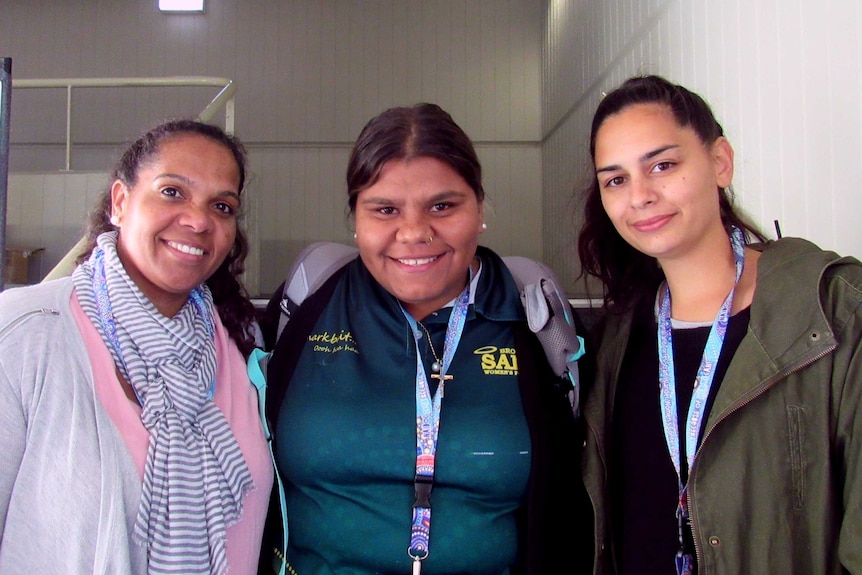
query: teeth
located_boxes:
[398,256,436,266]
[168,241,205,256]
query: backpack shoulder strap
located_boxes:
[276,241,359,342]
[502,256,585,417]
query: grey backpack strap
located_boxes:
[277,242,359,341]
[503,256,584,417]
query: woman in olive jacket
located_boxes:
[577,75,862,574]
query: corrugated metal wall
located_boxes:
[2,0,543,296]
[543,0,862,298]
[5,0,862,297]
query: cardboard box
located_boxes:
[5,247,44,285]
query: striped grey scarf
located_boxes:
[73,231,253,575]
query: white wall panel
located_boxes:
[6,172,107,281]
[12,0,861,298]
[544,0,862,297]
[478,146,543,261]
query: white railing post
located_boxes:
[65,85,72,170]
[11,76,240,282]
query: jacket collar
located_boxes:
[710,237,841,418]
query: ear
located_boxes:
[711,137,734,189]
[477,199,485,233]
[110,180,128,221]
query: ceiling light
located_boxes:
[159,0,204,12]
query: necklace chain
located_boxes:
[417,321,442,373]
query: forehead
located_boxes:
[151,133,226,162]
[594,103,696,164]
[370,156,468,190]
[141,134,239,182]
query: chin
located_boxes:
[160,277,208,295]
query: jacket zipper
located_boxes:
[688,342,836,571]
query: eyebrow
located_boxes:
[358,189,467,206]
[595,144,680,174]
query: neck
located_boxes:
[401,257,479,322]
[116,247,188,318]
[660,243,758,323]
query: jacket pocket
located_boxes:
[786,405,806,510]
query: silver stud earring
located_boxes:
[481,223,488,230]
[353,232,357,240]
[110,215,120,227]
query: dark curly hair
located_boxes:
[577,75,766,310]
[78,118,258,356]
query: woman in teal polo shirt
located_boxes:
[261,103,592,575]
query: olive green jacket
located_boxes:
[582,237,862,574]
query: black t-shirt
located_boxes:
[611,296,750,575]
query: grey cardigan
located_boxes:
[0,278,146,574]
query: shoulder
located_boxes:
[476,245,504,262]
[756,237,862,295]
[752,238,862,336]
[472,247,526,321]
[756,237,856,270]
[0,278,74,330]
[0,279,82,394]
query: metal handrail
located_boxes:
[12,76,236,170]
[7,76,237,282]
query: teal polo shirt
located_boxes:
[275,250,531,575]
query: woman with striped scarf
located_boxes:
[0,119,272,575]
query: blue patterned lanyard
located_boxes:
[657,226,745,575]
[400,276,471,575]
[91,247,216,403]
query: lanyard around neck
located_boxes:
[657,226,745,575]
[400,274,471,574]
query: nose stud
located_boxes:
[426,235,433,245]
